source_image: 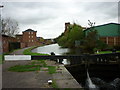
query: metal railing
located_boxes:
[31,52,120,65]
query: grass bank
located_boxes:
[0,54,6,64]
[8,60,56,74]
[96,50,120,54]
[23,46,49,55]
[51,79,59,88]
[0,55,3,64]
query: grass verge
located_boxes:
[1,48,23,64]
[0,55,2,64]
[95,51,120,54]
[8,60,56,74]
[47,66,56,74]
[51,79,59,88]
[8,64,41,72]
[0,54,6,64]
[23,46,49,55]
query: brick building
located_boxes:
[1,34,18,53]
[16,34,25,48]
[0,35,2,54]
[22,29,37,47]
[84,23,120,46]
[16,34,23,42]
[16,29,40,48]
[64,22,70,35]
[1,29,41,53]
[64,22,87,35]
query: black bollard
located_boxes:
[50,52,57,62]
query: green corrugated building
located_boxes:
[84,23,120,46]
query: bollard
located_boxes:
[50,52,57,62]
[48,79,52,85]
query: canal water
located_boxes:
[32,43,83,65]
[32,44,120,89]
[32,44,72,65]
[32,44,70,55]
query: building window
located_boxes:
[32,40,33,42]
[29,32,30,34]
[32,36,33,38]
[29,36,30,38]
[31,32,33,34]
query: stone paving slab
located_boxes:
[0,64,2,90]
[55,79,81,88]
[53,65,82,88]
[2,61,53,88]
[2,60,82,89]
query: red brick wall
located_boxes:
[116,37,120,45]
[100,37,106,43]
[16,35,23,42]
[2,37,9,53]
[108,37,114,46]
[20,42,26,48]
[23,31,37,43]
[2,35,18,53]
[0,35,2,53]
[22,31,40,47]
[100,36,120,46]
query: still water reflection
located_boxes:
[32,44,70,55]
[32,44,70,64]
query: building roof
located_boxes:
[2,34,15,38]
[84,23,120,37]
[16,34,23,36]
[2,34,9,37]
[23,29,37,32]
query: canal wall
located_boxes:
[53,64,82,88]
[66,64,120,87]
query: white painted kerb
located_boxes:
[5,55,31,61]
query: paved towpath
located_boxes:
[3,47,53,88]
[2,61,53,88]
[10,47,32,55]
[2,47,82,89]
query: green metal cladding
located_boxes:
[85,23,120,37]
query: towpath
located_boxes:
[10,47,32,55]
[2,47,82,89]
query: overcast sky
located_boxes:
[1,0,119,39]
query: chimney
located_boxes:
[65,22,70,30]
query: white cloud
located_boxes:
[1,1,119,38]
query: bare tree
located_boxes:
[1,17,19,36]
[88,20,95,27]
